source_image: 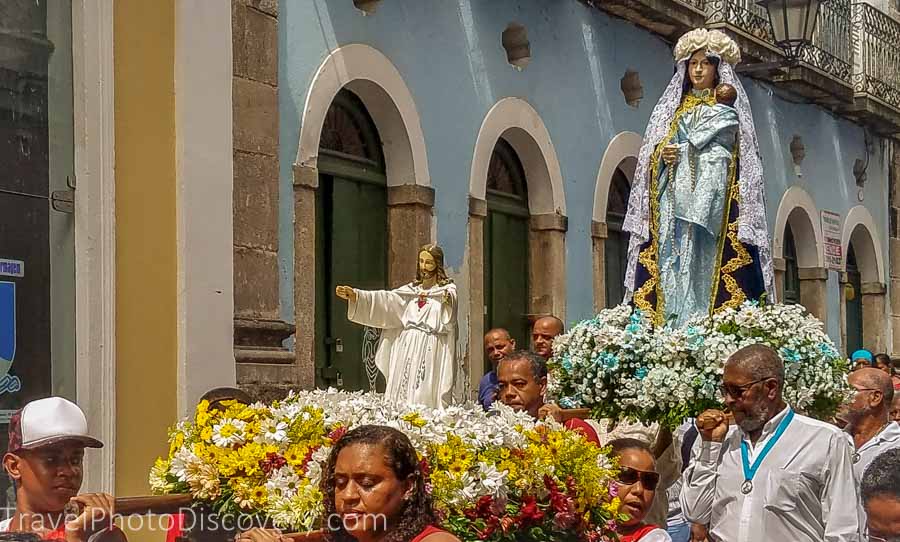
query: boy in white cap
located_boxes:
[1,397,126,542]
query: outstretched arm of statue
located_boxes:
[335,285,358,302]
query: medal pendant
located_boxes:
[741,480,753,494]
[852,453,861,464]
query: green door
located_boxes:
[315,89,387,391]
[605,169,631,308]
[845,245,863,354]
[484,139,530,367]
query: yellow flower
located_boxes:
[169,431,185,457]
[195,400,211,427]
[448,461,467,476]
[434,446,453,465]
[285,444,308,466]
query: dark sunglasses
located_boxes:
[616,467,660,490]
[718,377,771,400]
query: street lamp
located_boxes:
[757,0,822,62]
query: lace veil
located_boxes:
[622,29,775,303]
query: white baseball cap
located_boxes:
[7,397,103,452]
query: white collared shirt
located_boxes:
[852,420,900,481]
[680,407,862,542]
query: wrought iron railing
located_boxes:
[852,2,900,109]
[798,0,853,82]
[706,0,773,41]
[675,0,707,11]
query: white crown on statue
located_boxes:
[674,28,742,66]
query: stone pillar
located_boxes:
[798,267,828,324]
[862,281,888,353]
[467,198,487,400]
[232,0,294,376]
[772,257,786,305]
[591,221,608,313]
[891,238,900,354]
[889,142,900,354]
[529,213,567,322]
[387,185,435,288]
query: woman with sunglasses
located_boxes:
[609,438,672,542]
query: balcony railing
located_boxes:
[799,0,853,82]
[852,2,900,110]
[706,0,773,42]
[587,0,900,129]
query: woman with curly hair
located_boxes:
[238,425,458,542]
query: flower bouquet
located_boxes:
[150,389,624,542]
[547,302,851,428]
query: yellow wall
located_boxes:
[114,0,177,517]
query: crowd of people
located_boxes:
[0,322,898,542]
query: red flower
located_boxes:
[259,452,287,475]
[517,495,544,524]
[328,426,348,441]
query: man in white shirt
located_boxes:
[680,344,862,542]
[837,367,900,480]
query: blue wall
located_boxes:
[279,0,889,348]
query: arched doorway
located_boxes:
[783,224,800,305]
[604,168,631,307]
[315,88,388,391]
[484,138,530,356]
[845,244,863,354]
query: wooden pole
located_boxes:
[113,494,193,515]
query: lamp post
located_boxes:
[758,0,822,61]
[738,0,823,72]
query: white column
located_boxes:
[175,1,236,417]
[73,0,116,493]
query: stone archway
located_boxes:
[840,206,886,354]
[771,187,826,320]
[591,131,641,312]
[289,44,433,389]
[466,97,566,395]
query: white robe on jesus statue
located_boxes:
[348,282,457,409]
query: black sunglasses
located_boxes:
[719,378,772,399]
[616,467,660,490]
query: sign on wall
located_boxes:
[821,210,843,270]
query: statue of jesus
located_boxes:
[335,244,457,408]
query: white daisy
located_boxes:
[211,418,247,447]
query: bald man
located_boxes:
[532,316,564,360]
[479,328,516,409]
[838,367,900,480]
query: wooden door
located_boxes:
[315,89,387,391]
[484,139,530,365]
[605,169,631,308]
[783,225,800,305]
[845,245,863,354]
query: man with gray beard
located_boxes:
[680,344,862,542]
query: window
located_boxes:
[0,0,76,507]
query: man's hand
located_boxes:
[696,409,729,443]
[236,528,290,542]
[661,144,680,166]
[537,403,564,423]
[65,493,116,542]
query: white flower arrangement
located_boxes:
[548,302,851,428]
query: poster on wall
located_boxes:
[821,210,843,271]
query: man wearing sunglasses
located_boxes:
[860,448,900,541]
[680,344,861,542]
[836,368,900,481]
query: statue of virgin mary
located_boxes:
[623,28,775,328]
